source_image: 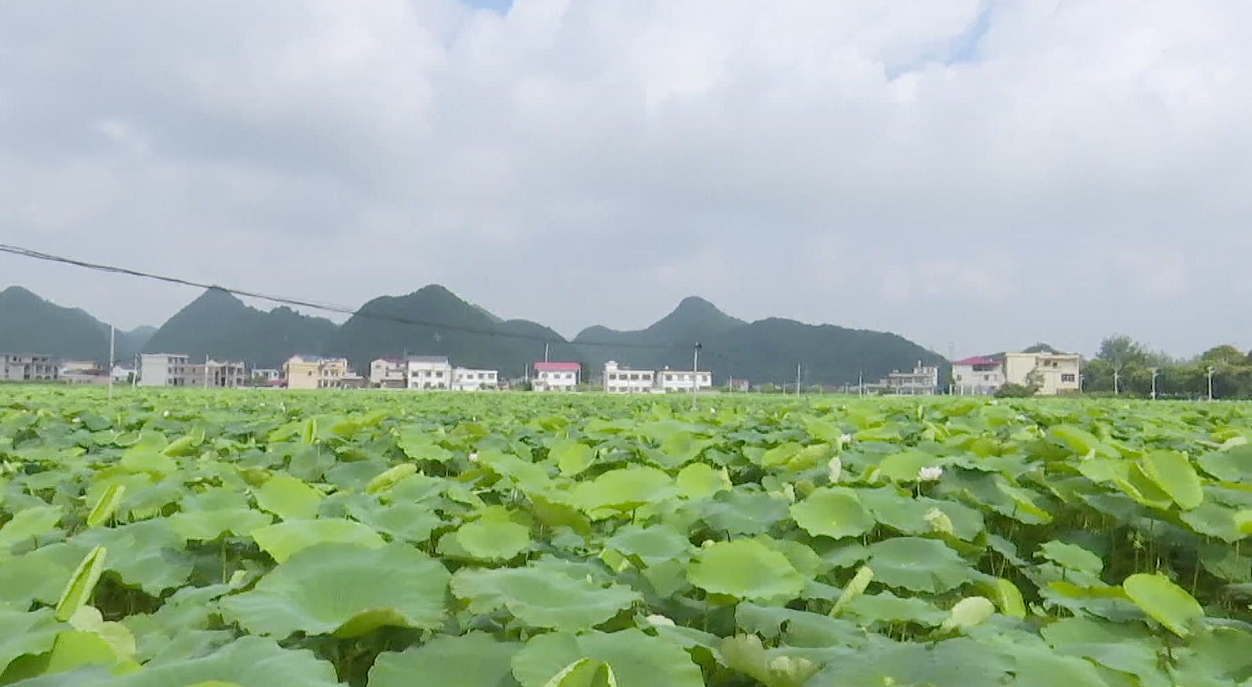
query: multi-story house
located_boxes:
[405,356,453,390]
[656,366,713,393]
[952,356,1006,395]
[603,361,659,394]
[250,368,282,385]
[451,368,499,391]
[59,360,110,385]
[534,362,580,391]
[284,355,351,390]
[1005,352,1081,395]
[369,358,407,388]
[138,354,192,387]
[1,354,60,382]
[883,363,940,396]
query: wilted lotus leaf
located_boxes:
[511,630,703,687]
[789,487,875,540]
[250,518,384,563]
[221,543,449,638]
[368,632,521,687]
[450,565,639,631]
[687,539,804,601]
[864,537,972,593]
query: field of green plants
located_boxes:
[3,388,1252,686]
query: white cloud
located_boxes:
[1,0,1249,356]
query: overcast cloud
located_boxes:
[1,0,1249,357]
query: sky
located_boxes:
[1,0,1250,359]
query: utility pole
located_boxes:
[858,370,863,397]
[107,325,115,400]
[796,363,802,396]
[544,342,549,363]
[692,342,702,407]
[1113,368,1120,396]
[1150,367,1160,400]
[204,354,210,390]
[1207,365,1216,401]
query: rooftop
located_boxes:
[954,356,999,366]
[535,362,580,372]
[406,355,450,364]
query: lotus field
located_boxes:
[5,389,1252,686]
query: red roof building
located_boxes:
[534,362,580,391]
[534,362,580,372]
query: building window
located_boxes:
[1061,373,1076,383]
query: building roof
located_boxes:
[406,355,450,364]
[535,362,580,372]
[954,356,999,366]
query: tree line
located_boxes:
[1082,335,1252,399]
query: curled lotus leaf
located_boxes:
[220,543,450,638]
[450,566,640,631]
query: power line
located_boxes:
[0,242,687,352]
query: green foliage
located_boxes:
[2,387,1252,687]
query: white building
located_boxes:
[59,360,110,385]
[534,362,580,391]
[1,354,60,382]
[369,358,407,388]
[139,354,191,387]
[451,368,499,391]
[1005,352,1081,395]
[603,361,660,394]
[952,356,1006,395]
[405,356,453,390]
[251,368,281,384]
[656,366,713,393]
[883,363,939,395]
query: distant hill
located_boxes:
[577,299,944,386]
[4,284,946,384]
[0,286,154,362]
[329,285,580,376]
[142,288,337,368]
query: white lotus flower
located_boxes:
[468,452,479,463]
[71,417,81,423]
[917,466,944,482]
[162,410,170,418]
[646,614,675,627]
[839,433,853,448]
[827,456,842,484]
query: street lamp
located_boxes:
[1150,367,1160,400]
[1112,367,1120,396]
[1207,365,1216,401]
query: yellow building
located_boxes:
[1005,352,1081,395]
[283,355,351,390]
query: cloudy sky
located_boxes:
[1,0,1249,358]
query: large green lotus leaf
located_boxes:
[551,440,595,477]
[698,490,791,535]
[735,603,865,648]
[250,518,385,563]
[844,591,947,626]
[220,543,449,638]
[719,634,822,687]
[71,521,193,595]
[0,543,84,608]
[858,488,984,541]
[755,534,824,578]
[15,637,341,687]
[1179,501,1245,542]
[1040,582,1143,623]
[0,608,62,675]
[1140,450,1203,510]
[1036,541,1104,574]
[1048,425,1119,459]
[450,566,639,631]
[1040,616,1164,681]
[368,632,522,687]
[807,637,1010,687]
[1007,646,1112,687]
[477,451,552,493]
[570,467,677,516]
[605,525,693,567]
[864,537,973,593]
[675,463,731,499]
[1198,445,1252,482]
[875,450,945,483]
[1122,573,1204,637]
[510,630,703,687]
[397,429,454,463]
[1114,464,1175,510]
[686,539,804,601]
[789,487,875,540]
[1172,627,1252,684]
[453,507,531,561]
[170,508,274,541]
[0,504,63,552]
[345,499,443,544]
[252,474,323,520]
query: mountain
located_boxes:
[330,285,580,376]
[576,298,943,386]
[142,288,337,368]
[0,286,157,362]
[120,326,157,356]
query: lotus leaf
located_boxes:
[220,543,449,638]
[450,565,639,631]
[789,487,875,540]
[687,539,805,601]
[250,518,385,562]
[571,467,677,516]
[510,630,703,687]
[864,537,972,593]
[1122,573,1204,637]
[253,474,323,520]
[368,632,521,687]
